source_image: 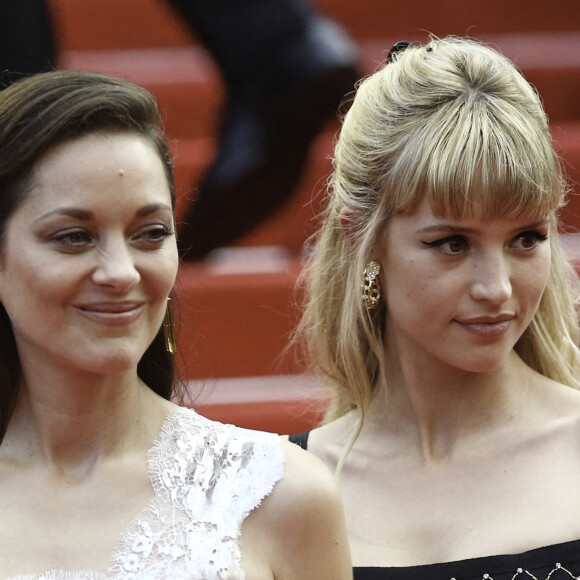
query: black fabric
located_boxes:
[288,431,310,450]
[0,0,56,86]
[165,0,312,88]
[353,539,580,580]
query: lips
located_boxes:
[455,314,515,338]
[76,301,145,325]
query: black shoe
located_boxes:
[178,15,359,261]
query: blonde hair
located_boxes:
[296,37,580,429]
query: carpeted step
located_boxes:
[185,374,327,434]
[50,0,579,51]
[174,248,305,380]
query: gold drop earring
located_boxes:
[362,261,381,311]
[163,297,176,354]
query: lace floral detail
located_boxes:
[9,574,106,580]
[6,407,285,580]
[109,407,284,579]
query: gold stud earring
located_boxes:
[163,297,176,354]
[362,261,381,311]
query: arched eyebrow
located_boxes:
[135,203,173,217]
[35,208,93,223]
[417,224,478,235]
[417,218,550,236]
[36,203,173,223]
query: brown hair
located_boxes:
[0,70,179,442]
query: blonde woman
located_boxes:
[291,37,580,579]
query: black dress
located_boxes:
[288,433,580,580]
[352,540,580,579]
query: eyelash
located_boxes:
[139,225,175,244]
[50,225,175,252]
[421,231,548,254]
[52,229,91,248]
[515,230,548,249]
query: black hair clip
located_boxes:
[387,40,411,63]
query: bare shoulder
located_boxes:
[553,383,580,439]
[538,378,580,423]
[276,437,342,499]
[270,438,347,537]
[519,377,580,459]
[306,412,361,470]
[241,438,352,580]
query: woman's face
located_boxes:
[0,132,179,378]
[379,196,552,374]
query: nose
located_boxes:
[92,236,140,290]
[469,250,512,305]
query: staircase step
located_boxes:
[59,47,224,139]
[174,248,304,380]
[317,0,580,41]
[50,0,195,50]
[185,374,327,433]
[553,123,580,232]
[50,0,580,51]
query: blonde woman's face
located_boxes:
[378,196,551,374]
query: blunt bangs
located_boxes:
[387,96,564,221]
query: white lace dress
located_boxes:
[7,407,285,580]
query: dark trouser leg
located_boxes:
[166,0,312,88]
[166,0,359,260]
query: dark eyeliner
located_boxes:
[421,234,465,247]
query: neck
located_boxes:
[3,366,172,478]
[376,348,534,465]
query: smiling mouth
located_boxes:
[76,302,145,325]
[78,301,143,313]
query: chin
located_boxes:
[80,345,146,375]
[456,355,508,374]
